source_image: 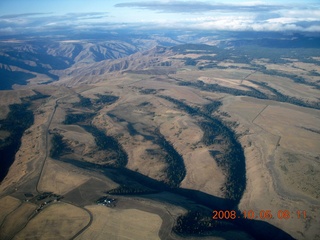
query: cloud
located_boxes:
[0,1,319,35]
[118,13,320,33]
[0,13,50,19]
[113,1,320,32]
[115,1,285,13]
[0,12,110,35]
[0,12,108,21]
[63,12,108,19]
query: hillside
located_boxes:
[0,34,319,240]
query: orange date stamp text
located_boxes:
[212,210,307,220]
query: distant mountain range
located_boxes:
[0,31,319,90]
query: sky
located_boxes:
[0,0,319,36]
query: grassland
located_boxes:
[13,203,90,240]
[76,206,162,240]
[0,42,319,240]
[0,202,37,239]
[0,196,21,224]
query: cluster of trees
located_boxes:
[0,103,34,181]
[215,142,246,201]
[49,132,72,159]
[106,185,157,195]
[82,125,128,168]
[159,95,198,115]
[72,95,92,108]
[154,129,186,188]
[178,80,268,100]
[22,90,50,101]
[63,112,96,125]
[197,55,216,61]
[0,103,34,136]
[73,93,119,109]
[173,210,238,236]
[184,58,197,66]
[202,101,222,115]
[160,61,172,67]
[139,88,158,94]
[126,122,139,136]
[94,94,119,105]
[199,121,223,145]
[199,119,246,201]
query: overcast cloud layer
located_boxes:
[0,0,319,36]
[115,1,286,13]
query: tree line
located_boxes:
[178,79,320,110]
[153,128,186,188]
[0,103,34,181]
[159,96,246,203]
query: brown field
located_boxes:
[217,62,252,69]
[175,68,253,82]
[0,202,37,239]
[13,202,90,240]
[76,206,162,240]
[261,61,320,84]
[292,62,320,73]
[198,76,248,89]
[264,62,304,74]
[37,158,91,195]
[254,105,320,155]
[63,178,118,206]
[0,196,21,224]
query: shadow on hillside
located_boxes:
[58,157,295,240]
